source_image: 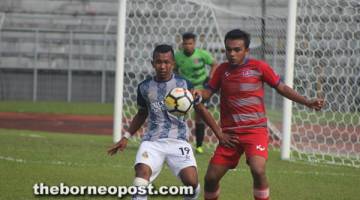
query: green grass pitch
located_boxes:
[1,129,359,200]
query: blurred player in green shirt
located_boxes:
[175,32,218,154]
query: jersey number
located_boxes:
[179,147,190,155]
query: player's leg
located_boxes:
[244,131,270,200]
[194,112,205,153]
[248,156,269,200]
[204,144,241,200]
[134,163,152,178]
[179,166,200,200]
[165,139,200,199]
[204,163,229,200]
[132,141,165,200]
[132,163,151,200]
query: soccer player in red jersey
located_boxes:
[197,29,325,200]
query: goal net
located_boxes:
[291,0,360,167]
[120,0,360,167]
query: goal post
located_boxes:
[281,0,298,160]
[113,0,127,143]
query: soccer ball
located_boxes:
[164,87,194,116]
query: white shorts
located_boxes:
[134,138,197,182]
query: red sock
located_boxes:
[205,186,220,200]
[253,187,269,200]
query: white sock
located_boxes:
[184,184,200,200]
[131,177,149,200]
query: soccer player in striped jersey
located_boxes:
[196,29,324,200]
[175,32,218,154]
[108,44,234,200]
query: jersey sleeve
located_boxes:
[200,49,214,65]
[206,63,224,92]
[137,85,147,109]
[260,62,281,88]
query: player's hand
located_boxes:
[306,98,325,111]
[191,89,203,100]
[218,133,239,148]
[107,138,128,156]
[192,89,213,101]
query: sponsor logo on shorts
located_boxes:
[256,145,266,151]
[142,151,149,159]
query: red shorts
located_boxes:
[210,128,269,169]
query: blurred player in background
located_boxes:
[175,32,218,154]
[108,44,235,200]
[195,29,324,200]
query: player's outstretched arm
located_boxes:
[107,108,148,156]
[107,137,128,156]
[194,102,238,148]
[275,82,325,111]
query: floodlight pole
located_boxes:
[113,0,127,143]
[281,0,298,160]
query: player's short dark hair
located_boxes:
[182,32,196,40]
[153,44,175,60]
[224,29,251,49]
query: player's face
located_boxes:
[225,39,249,65]
[182,38,195,56]
[152,51,174,81]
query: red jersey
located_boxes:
[207,58,280,133]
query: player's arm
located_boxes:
[108,84,148,156]
[107,108,148,156]
[275,82,324,111]
[126,108,148,136]
[193,98,238,147]
[193,88,213,101]
[261,62,324,111]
